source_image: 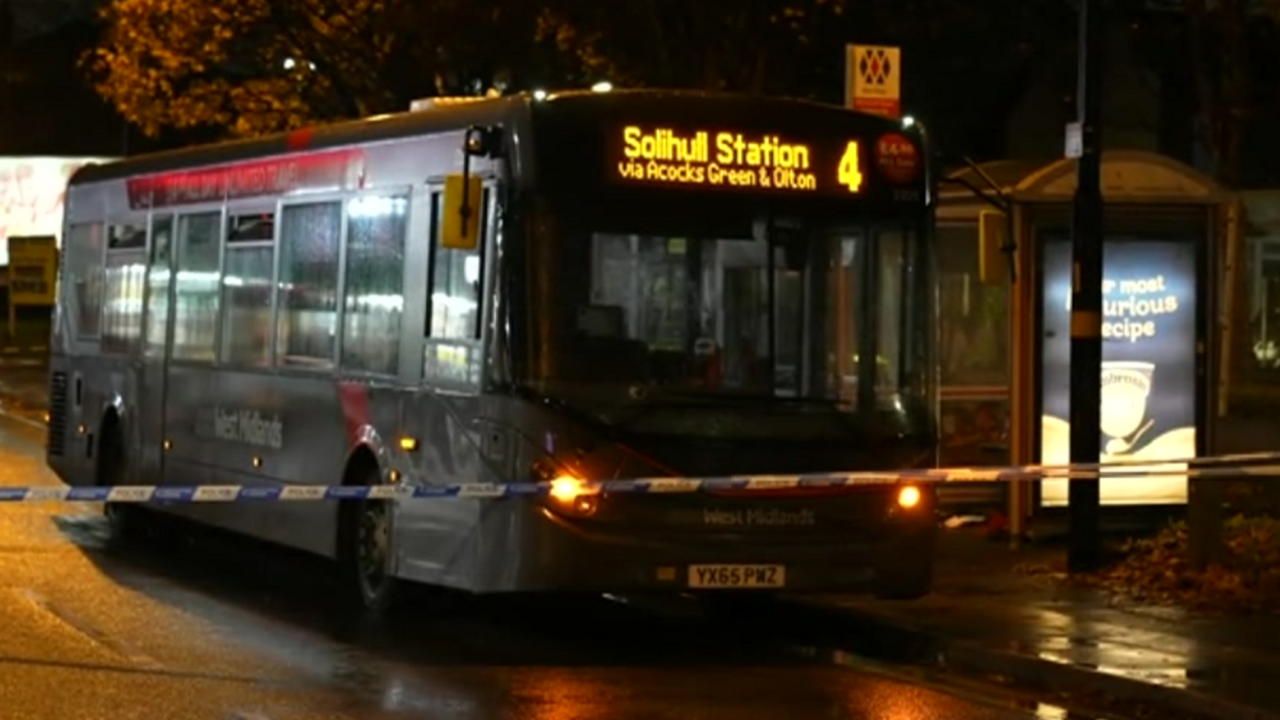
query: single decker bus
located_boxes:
[46,89,940,612]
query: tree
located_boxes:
[400,0,581,96]
[87,0,592,139]
[87,0,404,138]
[535,0,1072,160]
[534,0,850,95]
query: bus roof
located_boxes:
[70,90,904,187]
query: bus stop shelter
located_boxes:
[932,150,1236,537]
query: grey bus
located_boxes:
[46,89,940,611]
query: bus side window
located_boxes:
[100,223,147,355]
[341,195,408,376]
[144,216,173,360]
[427,188,488,341]
[276,201,342,369]
[64,222,105,339]
[219,213,275,367]
[171,212,221,362]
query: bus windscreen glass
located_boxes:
[525,214,933,438]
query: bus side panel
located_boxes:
[465,397,580,593]
[158,364,257,537]
[391,390,486,590]
[46,353,97,488]
[46,353,140,484]
[160,369,356,558]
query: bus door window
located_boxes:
[875,227,907,400]
[424,187,489,387]
[721,262,768,389]
[219,212,275,367]
[712,237,793,394]
[428,189,487,341]
[825,233,864,407]
[773,249,805,397]
[874,224,929,411]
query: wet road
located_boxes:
[0,362,1081,720]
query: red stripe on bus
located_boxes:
[286,127,314,151]
[336,382,371,445]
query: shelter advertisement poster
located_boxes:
[1039,237,1197,506]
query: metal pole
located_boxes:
[912,120,941,468]
[1068,0,1104,573]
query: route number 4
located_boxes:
[838,141,863,192]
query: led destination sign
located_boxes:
[615,125,865,194]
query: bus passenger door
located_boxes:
[400,180,496,586]
[138,214,175,484]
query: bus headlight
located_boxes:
[549,476,584,503]
[897,485,922,509]
[547,475,599,516]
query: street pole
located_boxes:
[1068,0,1104,573]
[907,118,941,468]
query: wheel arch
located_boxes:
[334,442,385,559]
[95,401,125,486]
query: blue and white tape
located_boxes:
[4,451,1280,504]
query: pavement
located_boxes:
[0,361,1079,720]
[796,527,1280,720]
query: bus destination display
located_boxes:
[614,125,865,195]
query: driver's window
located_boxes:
[591,234,689,347]
[587,233,802,395]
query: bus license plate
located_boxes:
[688,564,785,589]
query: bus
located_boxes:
[46,89,939,612]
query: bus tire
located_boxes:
[98,415,142,551]
[337,462,399,617]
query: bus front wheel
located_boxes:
[338,464,399,616]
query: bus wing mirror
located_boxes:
[978,210,1009,285]
[442,173,483,251]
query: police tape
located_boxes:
[5,453,1280,503]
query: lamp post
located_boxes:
[1067,0,1104,573]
